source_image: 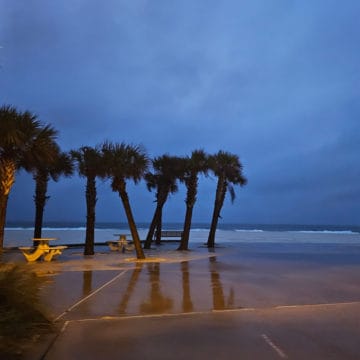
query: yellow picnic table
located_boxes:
[19,237,67,262]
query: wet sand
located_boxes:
[3,241,360,359]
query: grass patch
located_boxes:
[0,264,54,358]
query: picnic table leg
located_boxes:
[21,247,48,262]
[43,248,62,262]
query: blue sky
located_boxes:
[1,0,360,225]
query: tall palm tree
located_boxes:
[71,146,105,256]
[143,155,185,249]
[178,150,209,251]
[101,142,149,260]
[207,151,247,248]
[0,105,58,250]
[28,151,74,240]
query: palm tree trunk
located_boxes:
[33,173,49,244]
[0,193,9,250]
[179,175,198,250]
[144,192,167,248]
[0,159,16,250]
[118,180,145,259]
[155,209,162,245]
[207,178,226,248]
[178,205,193,250]
[84,176,97,256]
[207,204,221,248]
[144,204,162,249]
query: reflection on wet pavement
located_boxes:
[209,256,225,310]
[209,256,235,310]
[181,261,193,313]
[82,270,93,296]
[118,263,142,315]
[32,243,360,322]
[40,253,239,320]
[140,263,173,314]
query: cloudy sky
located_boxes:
[1,0,359,225]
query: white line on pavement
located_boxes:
[54,269,129,322]
[262,334,288,359]
[275,300,360,310]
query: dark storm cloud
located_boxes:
[1,0,359,225]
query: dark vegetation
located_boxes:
[0,264,53,358]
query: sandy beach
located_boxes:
[2,240,360,359]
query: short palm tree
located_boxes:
[71,146,105,256]
[28,150,74,240]
[0,105,58,250]
[207,151,247,248]
[143,155,184,249]
[101,142,149,260]
[178,150,209,251]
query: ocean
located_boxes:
[3,221,360,248]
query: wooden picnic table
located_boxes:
[107,234,134,252]
[113,233,131,240]
[19,237,67,262]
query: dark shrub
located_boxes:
[0,264,53,357]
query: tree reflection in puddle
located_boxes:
[82,270,93,297]
[140,262,173,314]
[109,254,237,316]
[181,261,193,312]
[118,263,143,315]
[209,256,234,310]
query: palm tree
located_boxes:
[26,150,73,238]
[71,146,105,256]
[0,105,58,250]
[207,151,247,248]
[178,150,209,251]
[143,155,185,249]
[101,142,149,260]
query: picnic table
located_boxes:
[106,234,134,253]
[19,237,67,262]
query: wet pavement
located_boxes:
[4,242,360,359]
[45,302,360,360]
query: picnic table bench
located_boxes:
[153,230,183,241]
[19,238,67,262]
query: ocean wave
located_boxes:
[5,225,359,234]
[43,227,87,231]
[5,227,89,231]
[5,227,34,231]
[291,230,357,235]
[235,229,264,232]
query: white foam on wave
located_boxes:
[5,227,34,231]
[292,230,357,235]
[235,229,264,233]
[42,227,87,231]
